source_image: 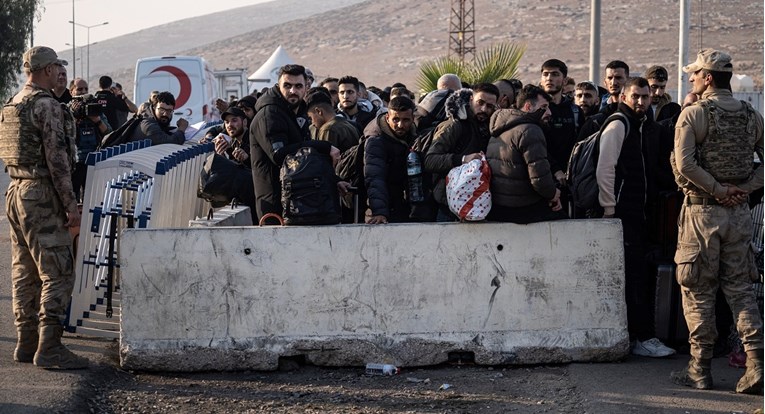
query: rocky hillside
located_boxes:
[93,0,763,97]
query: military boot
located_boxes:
[13,328,39,363]
[671,357,713,390]
[736,349,764,395]
[33,325,88,370]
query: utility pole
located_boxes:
[678,0,691,101]
[588,0,601,82]
[449,0,475,63]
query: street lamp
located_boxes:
[68,21,108,83]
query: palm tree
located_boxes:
[416,42,526,93]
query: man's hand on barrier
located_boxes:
[177,118,189,132]
[367,215,388,225]
[549,188,562,212]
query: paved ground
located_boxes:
[0,173,762,413]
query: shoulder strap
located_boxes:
[602,112,630,138]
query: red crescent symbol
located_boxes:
[150,65,191,108]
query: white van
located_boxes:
[134,56,219,126]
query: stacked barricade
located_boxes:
[66,141,214,337]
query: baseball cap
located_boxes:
[221,107,247,120]
[682,48,733,73]
[23,46,68,72]
[645,65,668,81]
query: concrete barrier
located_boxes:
[119,220,628,371]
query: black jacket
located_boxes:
[363,114,417,222]
[338,105,377,137]
[94,89,129,130]
[129,114,186,145]
[486,108,557,208]
[423,90,491,205]
[249,85,330,219]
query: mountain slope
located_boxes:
[94,0,763,98]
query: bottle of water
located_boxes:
[407,150,425,203]
[365,362,399,376]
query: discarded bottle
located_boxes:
[407,149,425,203]
[365,363,399,376]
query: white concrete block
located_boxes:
[119,220,628,371]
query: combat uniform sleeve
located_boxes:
[674,106,728,198]
[596,121,625,216]
[35,98,78,214]
[739,110,764,193]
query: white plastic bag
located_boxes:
[445,156,492,221]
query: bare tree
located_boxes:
[0,0,42,100]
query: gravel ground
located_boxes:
[92,361,585,414]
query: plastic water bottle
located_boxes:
[407,150,425,203]
[365,363,399,376]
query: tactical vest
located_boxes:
[673,99,757,194]
[0,89,50,167]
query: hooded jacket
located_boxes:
[424,88,491,205]
[363,113,417,222]
[249,85,329,219]
[486,108,557,208]
[651,93,681,123]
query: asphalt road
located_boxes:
[0,169,762,413]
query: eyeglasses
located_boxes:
[156,106,174,115]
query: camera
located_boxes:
[69,94,103,119]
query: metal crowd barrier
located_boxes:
[66,141,214,337]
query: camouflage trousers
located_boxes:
[675,202,763,359]
[6,177,75,330]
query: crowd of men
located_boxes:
[0,45,762,397]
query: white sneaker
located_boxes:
[631,338,676,358]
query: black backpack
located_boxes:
[99,114,143,149]
[567,112,629,210]
[281,147,341,225]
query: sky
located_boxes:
[35,0,273,54]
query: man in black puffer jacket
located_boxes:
[364,96,418,224]
[485,85,565,224]
[249,64,339,221]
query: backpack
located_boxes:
[281,147,341,225]
[566,112,629,210]
[99,114,143,149]
[198,153,255,208]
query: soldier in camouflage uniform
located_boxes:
[0,46,87,369]
[670,49,763,394]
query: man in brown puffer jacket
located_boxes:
[485,85,566,224]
